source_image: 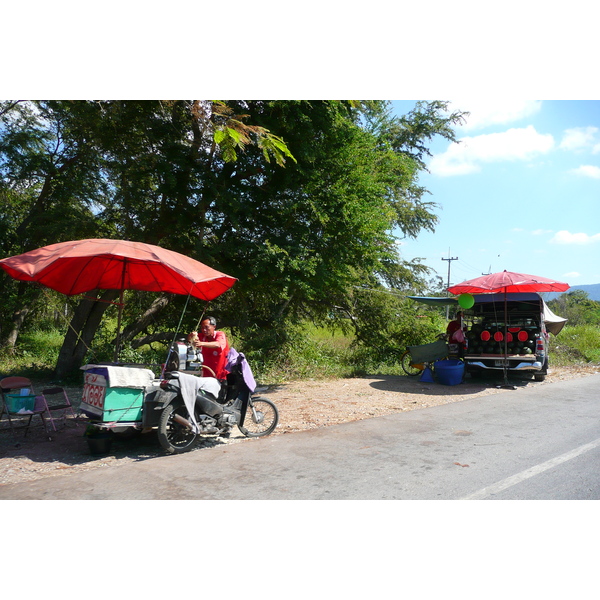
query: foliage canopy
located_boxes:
[0,100,467,376]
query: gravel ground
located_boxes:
[1,364,598,486]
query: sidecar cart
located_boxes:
[79,364,160,434]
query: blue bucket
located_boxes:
[434,359,464,386]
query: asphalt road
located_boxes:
[1,374,598,499]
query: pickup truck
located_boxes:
[408,293,567,381]
[460,292,567,381]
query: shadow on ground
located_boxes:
[0,417,232,473]
[367,372,536,395]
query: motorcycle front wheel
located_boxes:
[238,398,279,437]
[158,403,199,454]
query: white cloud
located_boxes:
[559,126,599,151]
[429,126,554,176]
[570,165,600,179]
[550,230,600,245]
[449,100,542,131]
[564,271,581,278]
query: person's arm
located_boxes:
[196,340,220,349]
[195,331,227,351]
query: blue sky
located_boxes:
[391,100,600,289]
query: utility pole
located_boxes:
[442,252,458,319]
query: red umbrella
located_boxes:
[447,270,569,384]
[0,239,237,360]
[447,270,570,296]
[0,238,236,300]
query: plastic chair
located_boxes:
[39,387,77,431]
[0,376,47,437]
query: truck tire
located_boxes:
[534,358,548,382]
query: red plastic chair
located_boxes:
[39,387,77,431]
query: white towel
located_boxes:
[176,373,221,433]
[81,365,155,388]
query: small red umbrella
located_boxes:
[0,239,237,360]
[447,270,570,296]
[448,270,569,384]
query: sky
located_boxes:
[391,100,600,290]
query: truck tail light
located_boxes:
[536,336,544,354]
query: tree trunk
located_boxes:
[131,332,176,349]
[54,289,119,379]
[3,305,31,350]
[0,282,41,351]
[117,295,170,344]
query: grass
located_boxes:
[549,324,600,366]
[0,329,64,379]
[1,323,598,385]
[247,324,356,384]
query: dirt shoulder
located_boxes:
[1,364,598,487]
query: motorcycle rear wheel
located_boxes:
[158,403,199,454]
[238,398,279,437]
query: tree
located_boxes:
[548,290,600,326]
[0,101,113,353]
[0,100,467,376]
[205,101,466,356]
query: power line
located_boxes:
[442,253,458,319]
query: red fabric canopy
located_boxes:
[0,239,236,301]
[448,270,570,295]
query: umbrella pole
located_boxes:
[194,304,209,332]
[503,290,508,385]
[114,289,124,363]
[497,288,516,390]
[160,291,196,379]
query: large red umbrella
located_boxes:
[0,238,236,300]
[0,239,237,361]
[447,270,569,384]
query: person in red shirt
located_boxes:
[189,316,230,379]
[446,310,466,357]
[446,311,464,343]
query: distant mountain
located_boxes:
[542,283,600,302]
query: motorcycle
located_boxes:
[149,352,279,454]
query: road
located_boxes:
[1,374,598,499]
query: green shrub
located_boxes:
[2,320,598,385]
[549,325,600,365]
[246,324,353,384]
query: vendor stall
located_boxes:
[80,365,158,426]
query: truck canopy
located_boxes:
[541,300,568,335]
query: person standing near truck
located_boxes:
[446,311,465,343]
[446,310,466,357]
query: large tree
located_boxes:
[202,101,466,351]
[0,100,466,376]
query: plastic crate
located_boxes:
[5,394,36,412]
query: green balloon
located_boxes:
[458,293,475,309]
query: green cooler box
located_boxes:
[80,365,156,423]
